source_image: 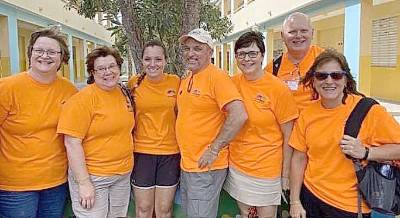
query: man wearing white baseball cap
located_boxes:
[176,28,248,217]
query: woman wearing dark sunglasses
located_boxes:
[289,49,400,218]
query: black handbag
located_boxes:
[345,97,400,216]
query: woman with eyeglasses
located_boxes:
[57,46,135,217]
[0,28,77,217]
[127,40,180,218]
[289,49,400,218]
[223,31,299,217]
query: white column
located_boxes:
[220,44,224,70]
[220,0,225,17]
[244,0,248,7]
[230,0,234,15]
[213,46,217,65]
[262,32,268,69]
[67,34,75,82]
[229,41,235,75]
[7,14,19,74]
[83,39,88,77]
[344,0,361,86]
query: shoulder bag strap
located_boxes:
[273,54,283,76]
[344,97,378,218]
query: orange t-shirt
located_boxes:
[289,95,400,213]
[57,84,135,176]
[176,64,242,172]
[230,73,298,179]
[265,45,324,110]
[128,73,180,155]
[0,72,77,191]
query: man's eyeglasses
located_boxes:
[181,46,205,53]
[32,48,61,57]
[236,51,260,59]
[313,71,346,81]
[94,64,119,74]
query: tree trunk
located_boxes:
[181,0,201,35]
[117,0,144,73]
[127,46,133,77]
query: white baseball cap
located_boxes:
[179,28,214,48]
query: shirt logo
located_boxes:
[166,89,176,97]
[255,93,266,104]
[191,89,201,96]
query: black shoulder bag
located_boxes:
[345,97,400,217]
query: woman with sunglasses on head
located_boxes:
[289,49,400,218]
[127,40,180,218]
[0,27,77,217]
[223,31,299,217]
[57,46,135,217]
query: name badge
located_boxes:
[285,80,299,91]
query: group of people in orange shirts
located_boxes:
[0,11,399,218]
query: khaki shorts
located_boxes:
[68,169,131,218]
[180,168,227,218]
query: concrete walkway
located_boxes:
[378,99,400,124]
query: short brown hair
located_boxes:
[302,48,364,103]
[86,46,124,84]
[27,27,69,70]
[234,31,265,56]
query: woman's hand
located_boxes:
[282,177,290,191]
[340,135,367,159]
[78,180,96,209]
[290,201,306,218]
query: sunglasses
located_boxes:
[313,71,346,81]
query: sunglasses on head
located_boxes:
[313,71,346,81]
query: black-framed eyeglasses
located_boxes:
[313,71,346,81]
[94,64,119,75]
[32,48,61,57]
[236,51,260,59]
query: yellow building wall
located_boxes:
[0,16,10,77]
[369,1,400,102]
[18,26,34,72]
[72,37,85,83]
[314,15,344,52]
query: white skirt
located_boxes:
[223,166,282,206]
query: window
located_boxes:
[234,0,244,12]
[371,16,398,67]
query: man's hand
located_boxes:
[198,147,219,169]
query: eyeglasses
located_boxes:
[181,46,205,53]
[236,51,260,59]
[32,48,61,57]
[313,71,346,81]
[94,64,119,74]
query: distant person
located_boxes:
[224,31,298,217]
[177,28,248,218]
[0,27,77,217]
[58,46,134,217]
[128,40,180,218]
[265,12,324,110]
[289,49,400,218]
